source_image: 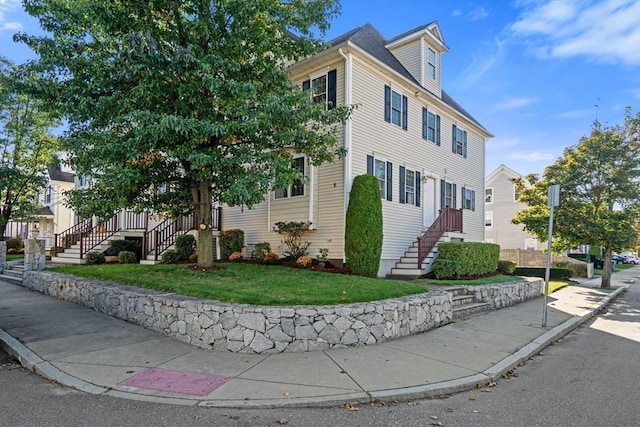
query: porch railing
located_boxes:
[144,214,196,261]
[417,208,463,268]
[80,215,121,258]
[54,218,93,256]
[124,211,149,230]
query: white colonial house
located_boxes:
[485,164,539,250]
[222,22,493,277]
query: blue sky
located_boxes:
[1,0,639,176]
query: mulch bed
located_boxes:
[187,258,353,275]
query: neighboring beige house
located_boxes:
[223,23,493,277]
[3,163,75,250]
[485,164,539,250]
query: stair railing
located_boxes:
[417,208,463,268]
[80,214,121,258]
[54,218,93,256]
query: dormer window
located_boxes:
[427,48,436,80]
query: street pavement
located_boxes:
[0,266,635,408]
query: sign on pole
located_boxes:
[542,184,560,327]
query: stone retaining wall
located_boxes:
[20,272,543,354]
[462,279,543,309]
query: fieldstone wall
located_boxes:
[22,271,453,353]
[0,241,7,273]
[462,278,543,309]
[24,239,46,272]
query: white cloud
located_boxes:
[496,96,537,109]
[554,109,594,119]
[452,8,463,17]
[510,0,640,65]
[454,36,506,89]
[0,0,22,32]
[468,7,490,21]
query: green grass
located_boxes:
[414,274,523,287]
[48,263,428,306]
[544,280,572,294]
[6,254,23,261]
[594,263,635,275]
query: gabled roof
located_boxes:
[385,21,448,52]
[48,164,74,183]
[325,23,490,136]
[486,164,523,183]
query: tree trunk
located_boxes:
[601,247,612,289]
[192,180,215,267]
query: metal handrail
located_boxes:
[417,208,463,268]
[145,214,196,261]
[54,218,93,256]
[80,215,121,257]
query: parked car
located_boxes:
[612,254,625,264]
[623,255,640,265]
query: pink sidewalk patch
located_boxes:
[119,368,230,396]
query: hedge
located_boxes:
[434,242,500,278]
[513,267,572,279]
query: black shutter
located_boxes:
[402,95,408,130]
[440,179,445,210]
[366,155,374,174]
[452,124,457,154]
[452,184,457,208]
[327,69,337,110]
[471,190,476,211]
[399,166,406,204]
[422,108,428,140]
[436,115,441,146]
[386,162,393,201]
[463,130,468,158]
[384,85,391,123]
[416,172,421,207]
[302,80,310,91]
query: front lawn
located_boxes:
[6,254,23,261]
[414,274,523,287]
[48,263,428,306]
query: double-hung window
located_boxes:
[275,157,305,199]
[384,85,408,130]
[440,180,457,209]
[427,48,436,80]
[462,187,475,211]
[422,108,441,145]
[302,69,337,110]
[400,167,421,206]
[514,185,521,202]
[485,188,493,204]
[485,211,493,229]
[452,125,467,158]
[44,185,53,204]
[367,155,393,201]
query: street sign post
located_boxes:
[542,184,560,327]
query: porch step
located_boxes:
[452,294,476,307]
[0,261,24,284]
[452,302,490,320]
[50,256,86,265]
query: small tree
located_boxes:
[274,221,311,259]
[513,110,640,288]
[345,174,383,277]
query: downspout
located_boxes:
[339,47,353,264]
[308,162,315,229]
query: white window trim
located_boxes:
[513,185,521,202]
[485,187,493,204]
[374,157,389,200]
[463,187,475,211]
[405,168,416,206]
[274,156,306,200]
[485,211,493,229]
[390,88,404,127]
[427,47,436,80]
[453,126,466,156]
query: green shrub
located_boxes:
[437,242,500,277]
[175,234,196,260]
[255,241,271,260]
[85,251,105,265]
[104,239,140,257]
[161,250,180,264]
[4,238,23,250]
[497,260,517,274]
[433,259,460,279]
[345,174,383,277]
[273,221,311,259]
[118,251,138,264]
[219,229,245,260]
[555,261,587,278]
[513,267,573,279]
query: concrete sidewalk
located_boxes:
[0,267,635,408]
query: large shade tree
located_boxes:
[0,57,59,240]
[513,110,640,288]
[18,0,352,266]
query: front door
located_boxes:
[423,177,437,229]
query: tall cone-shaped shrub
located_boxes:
[345,174,383,277]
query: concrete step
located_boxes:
[452,294,476,307]
[51,256,86,265]
[452,302,490,321]
[0,273,23,284]
[388,268,424,278]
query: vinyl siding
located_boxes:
[388,41,422,86]
[349,57,485,266]
[422,42,441,98]
[222,61,346,260]
[485,169,534,249]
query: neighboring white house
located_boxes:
[485,164,539,250]
[222,22,493,276]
